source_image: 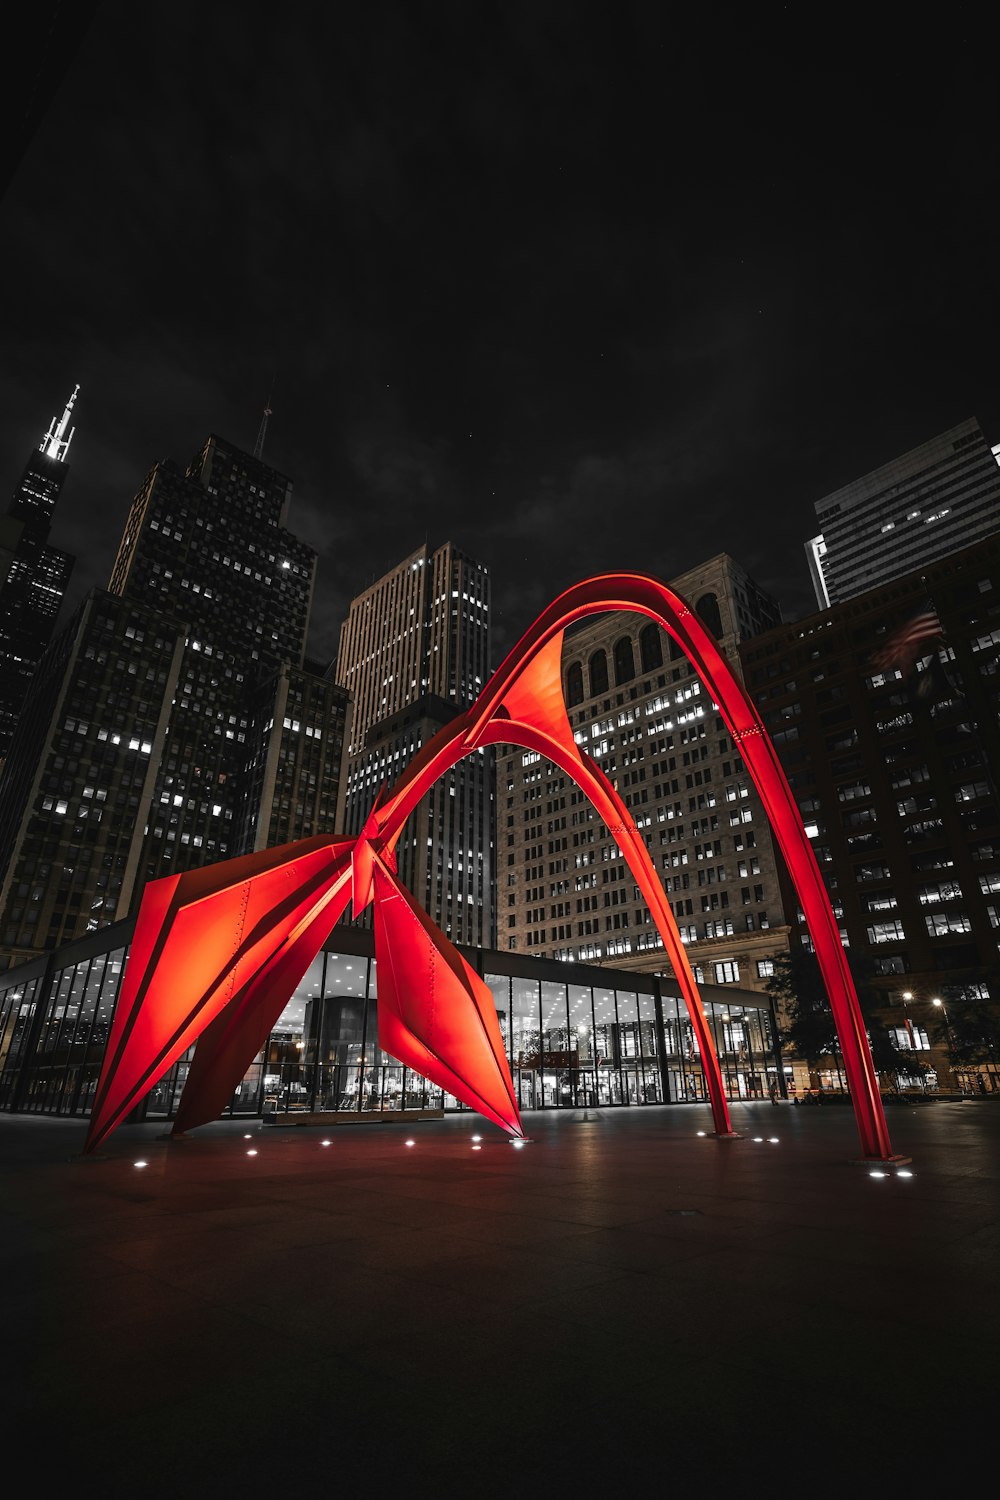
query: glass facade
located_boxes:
[0,945,125,1115]
[0,921,782,1122]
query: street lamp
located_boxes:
[932,997,955,1086]
[890,990,917,1094]
[900,991,914,1048]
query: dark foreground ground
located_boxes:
[2,1099,997,1494]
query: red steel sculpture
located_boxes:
[84,574,899,1161]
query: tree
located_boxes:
[764,947,926,1093]
[928,990,1000,1074]
[765,948,838,1082]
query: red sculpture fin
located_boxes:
[84,836,352,1152]
[371,859,523,1137]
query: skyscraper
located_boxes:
[806,418,1000,609]
[333,542,494,947]
[0,388,77,764]
[335,542,490,752]
[0,433,349,967]
[498,553,793,996]
[741,530,1000,1093]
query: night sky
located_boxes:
[4,2,999,668]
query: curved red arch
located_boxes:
[84,573,897,1163]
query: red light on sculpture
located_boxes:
[372,857,522,1137]
[85,572,898,1164]
[85,836,355,1153]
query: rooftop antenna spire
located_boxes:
[253,381,275,461]
[41,384,80,462]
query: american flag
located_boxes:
[870,602,943,676]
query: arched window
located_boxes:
[566,662,584,707]
[639,623,663,673]
[589,649,609,697]
[669,634,685,662]
[696,592,723,638]
[613,636,635,686]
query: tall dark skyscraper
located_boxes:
[0,389,77,764]
[333,541,495,947]
[0,432,350,968]
[740,530,1000,1093]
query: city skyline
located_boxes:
[4,3,1000,666]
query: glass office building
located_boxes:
[0,918,783,1123]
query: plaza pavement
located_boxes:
[2,1098,997,1494]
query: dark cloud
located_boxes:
[3,1,999,668]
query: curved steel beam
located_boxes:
[469,573,894,1159]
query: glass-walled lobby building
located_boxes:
[0,918,785,1124]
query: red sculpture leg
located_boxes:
[364,641,731,1132]
[470,630,735,1134]
[371,856,523,1137]
[84,836,353,1153]
[467,573,896,1160]
[171,855,354,1136]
